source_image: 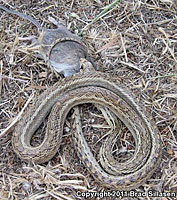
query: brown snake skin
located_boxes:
[12,70,162,190]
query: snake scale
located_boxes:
[12,70,162,190]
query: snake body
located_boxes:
[12,71,161,190]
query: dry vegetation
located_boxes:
[0,0,177,199]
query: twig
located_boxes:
[0,94,34,139]
[80,0,120,34]
[0,74,29,82]
[119,61,145,73]
[0,60,3,95]
[148,73,177,80]
[120,33,128,62]
[159,27,177,64]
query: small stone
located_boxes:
[21,181,31,192]
[64,127,70,132]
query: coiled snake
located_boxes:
[12,64,161,190]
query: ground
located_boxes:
[0,0,176,200]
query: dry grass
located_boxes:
[0,0,177,199]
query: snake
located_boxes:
[12,66,162,190]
